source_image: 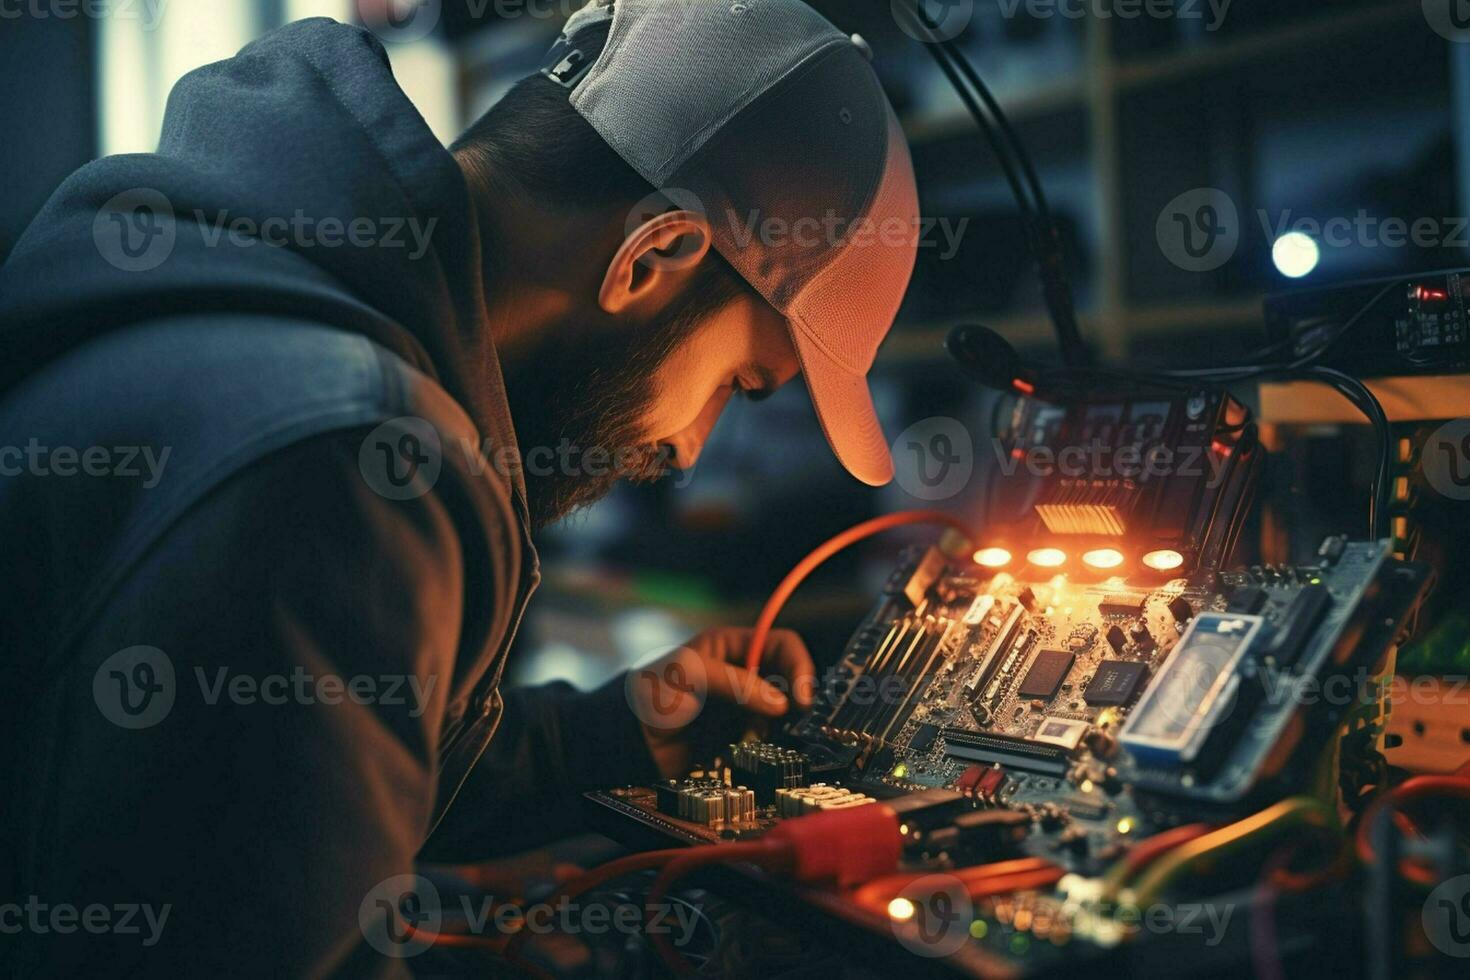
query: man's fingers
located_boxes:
[705,659,790,718]
[757,628,817,708]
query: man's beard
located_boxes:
[501,297,706,530]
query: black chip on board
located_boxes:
[1099,594,1146,616]
[1084,660,1148,706]
[1227,585,1268,614]
[909,722,940,753]
[1018,650,1075,699]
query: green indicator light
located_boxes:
[969,919,989,940]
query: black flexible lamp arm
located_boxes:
[894,0,1090,367]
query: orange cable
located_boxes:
[744,510,976,674]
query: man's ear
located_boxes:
[599,210,713,316]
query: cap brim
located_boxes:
[789,323,894,487]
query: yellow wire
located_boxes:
[1127,797,1335,908]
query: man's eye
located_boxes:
[734,381,773,403]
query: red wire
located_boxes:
[1120,823,1214,877]
[499,847,688,966]
[1356,774,1470,884]
[744,510,976,674]
[960,867,1065,898]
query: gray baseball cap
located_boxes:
[547,0,920,486]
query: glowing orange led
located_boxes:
[973,547,1012,568]
[1082,548,1124,570]
[1142,549,1185,571]
[1027,548,1067,568]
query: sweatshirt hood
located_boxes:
[0,18,509,455]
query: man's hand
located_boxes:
[625,627,816,778]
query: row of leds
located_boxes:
[972,546,1185,573]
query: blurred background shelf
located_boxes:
[1113,1,1420,89]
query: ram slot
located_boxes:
[873,620,962,748]
[848,623,929,738]
[822,620,899,725]
[858,625,940,740]
[830,619,909,731]
[983,629,1036,709]
[963,604,1024,705]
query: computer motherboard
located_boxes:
[585,535,1430,974]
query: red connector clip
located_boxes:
[764,803,902,886]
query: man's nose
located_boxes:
[665,387,734,470]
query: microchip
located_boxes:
[1033,716,1087,751]
[1065,798,1108,820]
[1084,659,1148,706]
[1099,594,1146,617]
[909,722,940,753]
[1227,585,1268,614]
[1018,650,1074,699]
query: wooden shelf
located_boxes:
[880,297,1264,367]
[900,3,1413,145]
[1259,374,1470,424]
[1114,2,1418,90]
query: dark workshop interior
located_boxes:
[2,1,1469,978]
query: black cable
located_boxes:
[1302,365,1392,540]
[896,2,1049,217]
[892,3,1034,217]
[933,37,1051,219]
[1159,281,1401,382]
[895,0,1088,366]
[1039,275,1402,392]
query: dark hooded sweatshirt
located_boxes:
[0,18,657,978]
